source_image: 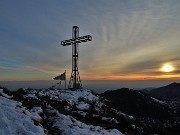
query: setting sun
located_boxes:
[161,64,174,72]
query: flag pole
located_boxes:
[65,70,66,89]
[60,81,61,89]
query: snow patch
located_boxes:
[151,97,167,105]
[0,89,13,98]
[51,110,124,135]
[76,102,90,110]
[0,96,45,135]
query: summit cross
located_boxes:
[61,26,92,90]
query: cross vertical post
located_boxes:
[61,26,92,90]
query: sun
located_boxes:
[161,64,174,72]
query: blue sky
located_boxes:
[0,0,180,80]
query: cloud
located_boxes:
[0,0,180,80]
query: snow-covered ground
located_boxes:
[0,88,126,135]
[28,89,105,113]
[37,89,100,107]
[54,113,122,135]
[150,97,167,105]
[0,95,45,135]
[47,105,123,135]
[0,89,13,98]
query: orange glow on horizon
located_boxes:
[1,72,180,81]
[81,74,180,80]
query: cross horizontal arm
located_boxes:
[61,39,73,46]
[61,35,92,46]
[76,35,92,43]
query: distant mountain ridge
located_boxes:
[100,84,180,135]
[148,82,180,99]
[101,88,171,118]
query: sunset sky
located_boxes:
[0,0,180,81]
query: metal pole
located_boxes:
[59,81,61,89]
[65,70,66,89]
[72,26,79,89]
[74,28,77,89]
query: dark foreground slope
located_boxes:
[101,86,180,135]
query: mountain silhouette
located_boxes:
[101,88,171,118]
[149,82,180,99]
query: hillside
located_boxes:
[0,88,133,135]
[101,87,180,135]
[101,88,171,118]
[1,85,180,135]
[148,82,180,99]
